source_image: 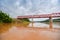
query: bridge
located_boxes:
[17,13,60,28]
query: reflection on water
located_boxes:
[0,22,60,33]
[0,22,29,33]
[0,23,13,33]
[28,23,49,28]
[53,22,60,28]
[0,22,60,40]
[28,22,60,28]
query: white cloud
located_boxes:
[15,1,20,6]
[51,0,58,4]
[0,0,60,21]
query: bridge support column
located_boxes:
[49,17,53,29]
[32,18,33,27]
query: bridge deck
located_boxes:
[17,13,60,18]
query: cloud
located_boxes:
[51,0,58,4]
[0,0,60,19]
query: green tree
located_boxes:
[0,11,12,23]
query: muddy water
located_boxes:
[0,22,60,40]
[28,22,60,28]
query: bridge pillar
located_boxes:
[32,18,33,27]
[49,17,53,29]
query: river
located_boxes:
[0,22,60,40]
[28,22,60,28]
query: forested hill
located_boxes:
[41,18,60,22]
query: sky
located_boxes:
[0,0,60,21]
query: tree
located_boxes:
[0,11,12,23]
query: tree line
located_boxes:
[0,11,30,23]
[0,11,12,23]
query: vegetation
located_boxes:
[18,18,30,22]
[0,11,12,23]
[0,10,30,23]
[17,18,30,24]
[40,18,60,22]
[53,18,60,22]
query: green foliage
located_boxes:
[22,18,30,22]
[18,18,30,22]
[0,11,12,23]
[41,18,60,22]
[53,18,60,22]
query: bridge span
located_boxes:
[17,13,60,29]
[17,13,60,18]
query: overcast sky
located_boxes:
[0,0,60,21]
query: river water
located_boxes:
[28,22,60,28]
[0,22,60,40]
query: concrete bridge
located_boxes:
[17,13,60,28]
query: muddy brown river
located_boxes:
[0,22,60,40]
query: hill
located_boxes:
[41,18,60,22]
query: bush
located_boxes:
[0,11,12,23]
